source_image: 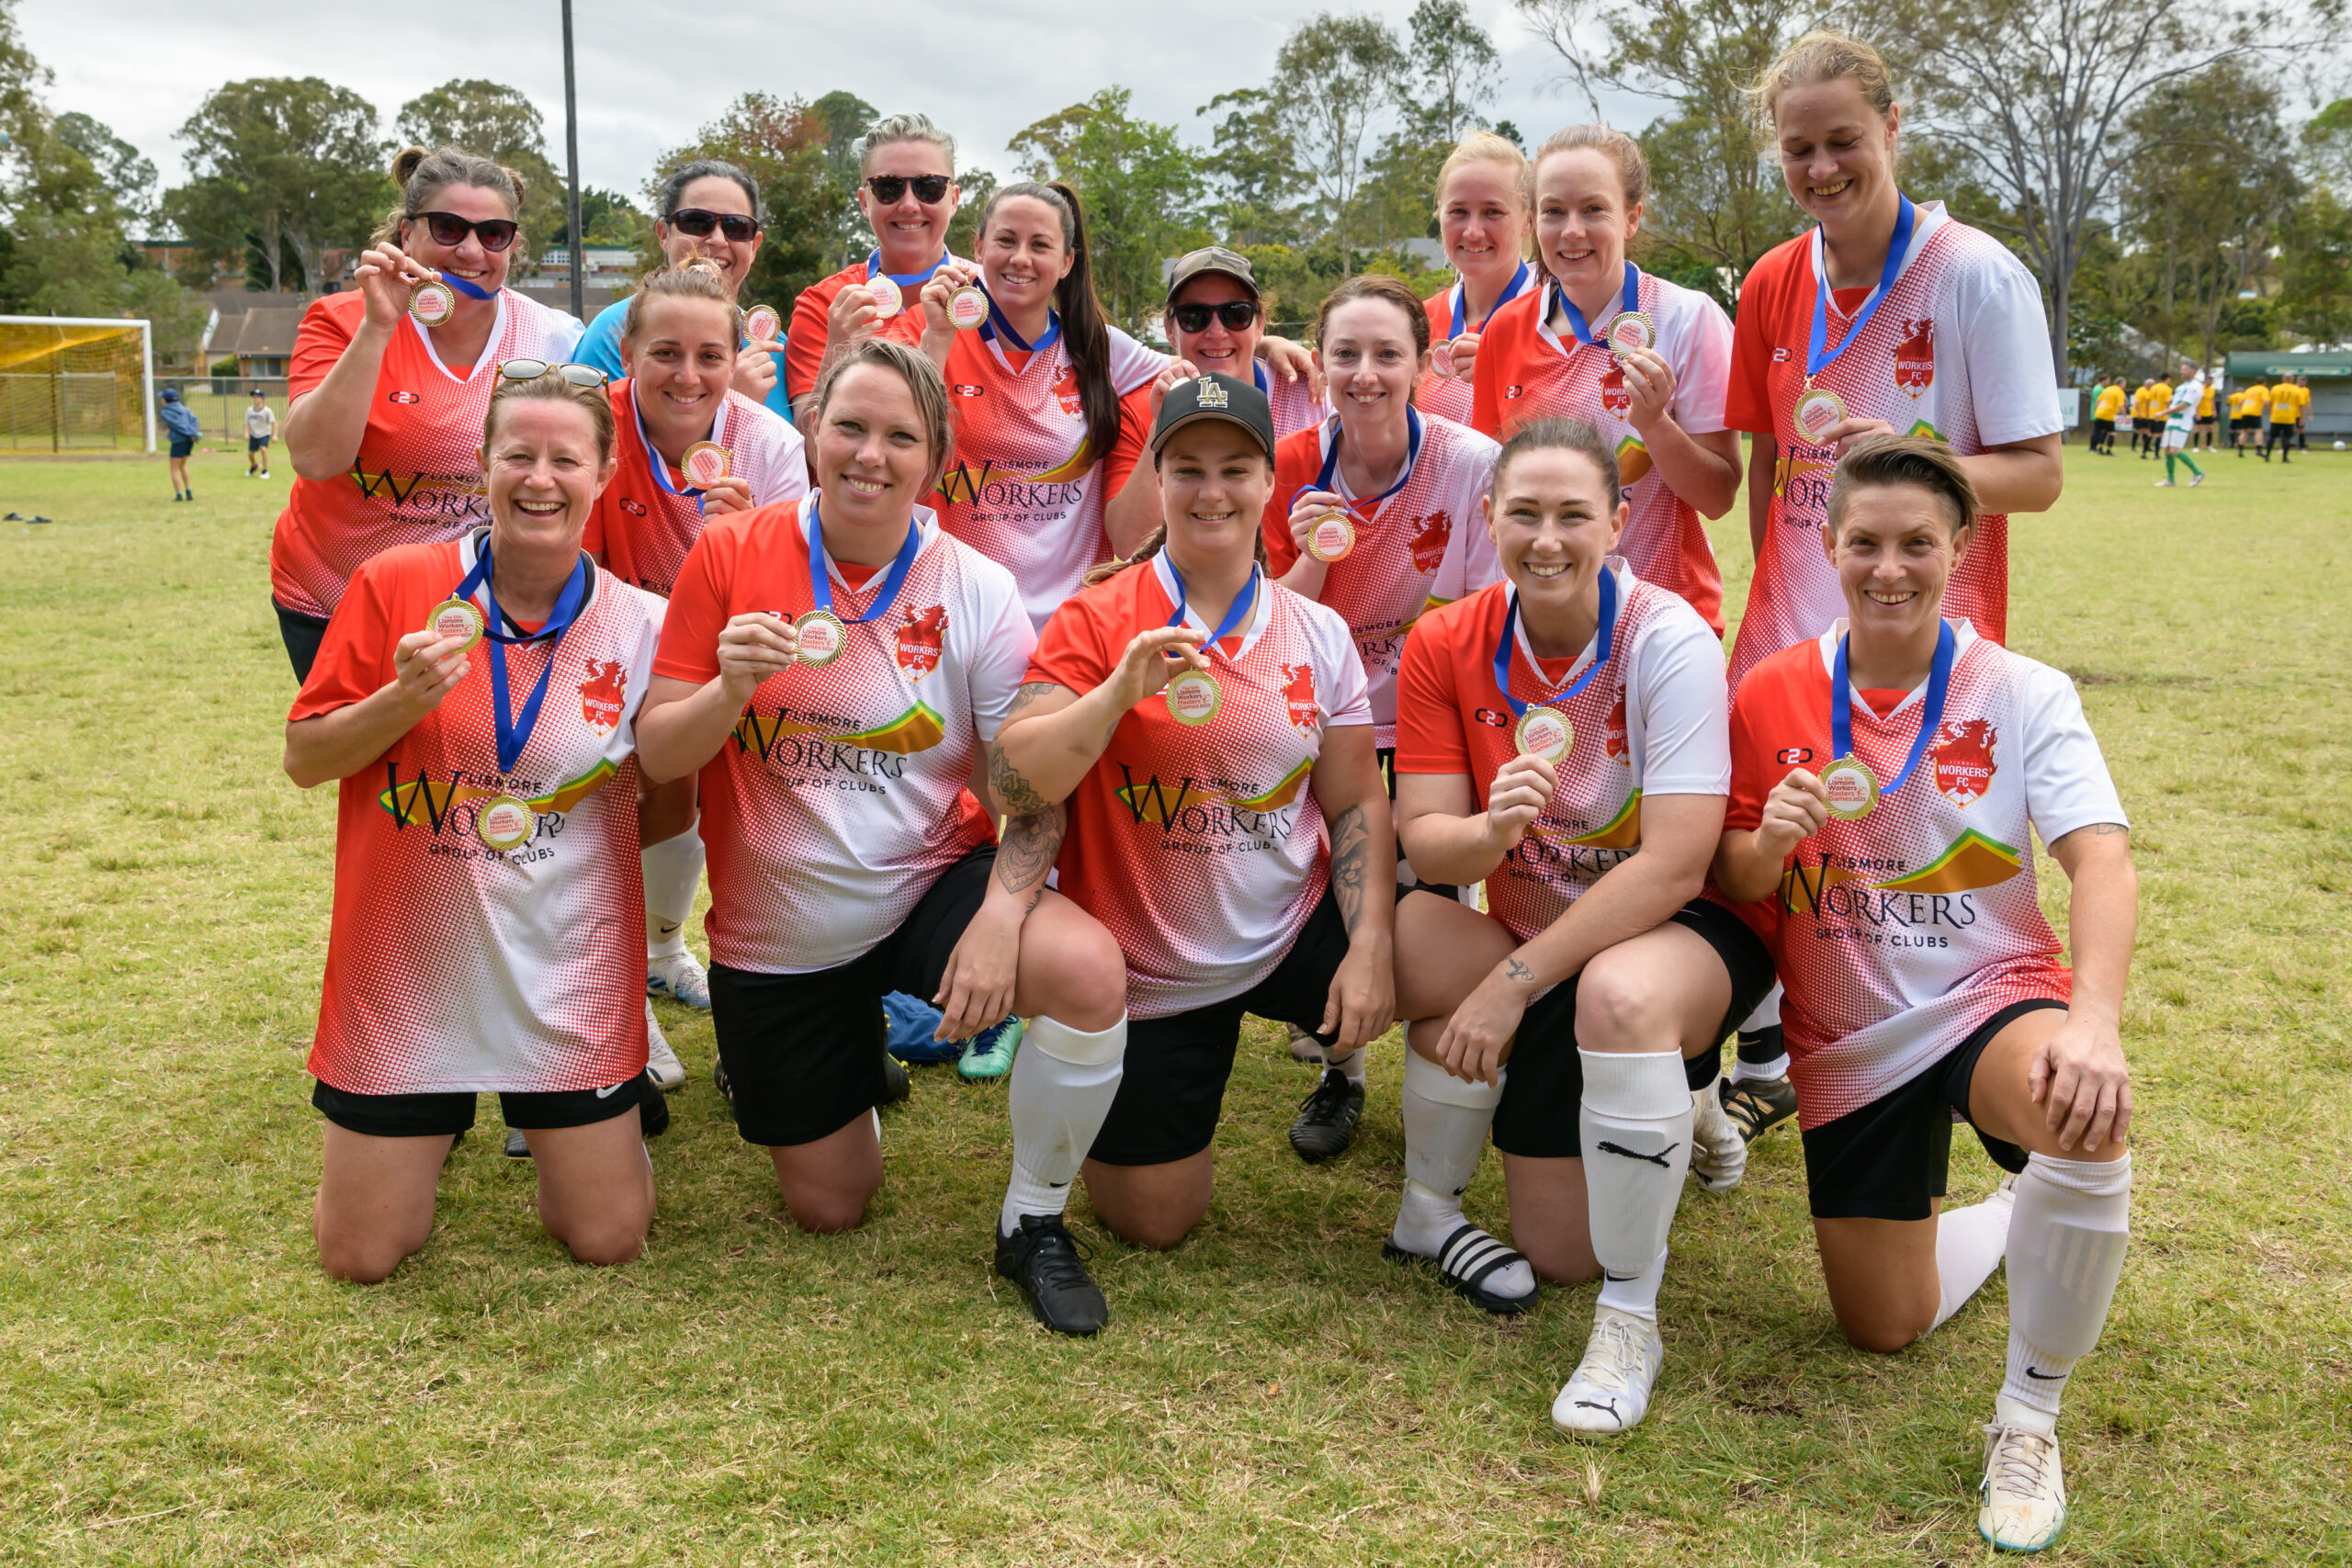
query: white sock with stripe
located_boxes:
[641,828,703,962]
[1999,1151,2132,1432]
[1393,1051,1532,1300]
[1579,1048,1694,1321]
[1000,1014,1127,1236]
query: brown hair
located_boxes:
[1082,435,1274,587]
[1750,31,1897,127]
[621,257,742,345]
[978,181,1120,472]
[807,337,956,495]
[1433,130,1532,218]
[1826,435,1978,537]
[1312,274,1431,385]
[375,145,526,249]
[1492,418,1621,513]
[1532,124,1651,211]
[482,367,616,466]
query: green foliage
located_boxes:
[1198,87,1309,248]
[1271,11,1409,270]
[394,79,563,270]
[1012,88,1206,332]
[648,93,844,318]
[52,111,153,229]
[164,77,390,296]
[578,187,649,251]
[2276,188,2352,346]
[812,90,880,264]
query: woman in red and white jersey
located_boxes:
[274,146,585,681]
[990,372,1395,1252]
[285,367,678,1283]
[1725,31,2062,693]
[1714,438,2133,1552]
[1387,418,1770,1437]
[1419,131,1536,427]
[912,181,1166,630]
[786,113,967,409]
[1469,126,1741,637]
[634,339,1129,1337]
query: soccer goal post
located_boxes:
[0,316,155,453]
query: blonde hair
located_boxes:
[1433,130,1531,217]
[1826,435,1978,538]
[855,112,956,175]
[1532,124,1650,210]
[375,145,526,249]
[807,338,956,494]
[620,257,742,344]
[1750,31,1898,126]
[483,367,616,466]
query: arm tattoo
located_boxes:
[2054,821,2131,852]
[1003,681,1060,724]
[994,805,1065,908]
[988,741,1053,816]
[1504,957,1534,985]
[1328,803,1373,937]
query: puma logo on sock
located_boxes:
[1596,1140,1679,1168]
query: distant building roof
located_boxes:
[232,308,305,358]
[2225,350,2352,378]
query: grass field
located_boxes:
[1,441,2346,1564]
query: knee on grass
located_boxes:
[554,1218,650,1268]
[315,1231,425,1285]
[1836,1304,1933,1355]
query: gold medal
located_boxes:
[424,597,484,651]
[1605,310,1656,356]
[1793,385,1849,446]
[792,608,847,666]
[743,303,781,343]
[867,275,904,319]
[408,280,457,327]
[1513,705,1573,762]
[475,794,536,852]
[681,441,731,489]
[1818,755,1880,819]
[1306,510,1356,563]
[947,284,989,331]
[1164,669,1222,726]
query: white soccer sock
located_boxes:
[1930,1179,2018,1329]
[1596,1247,1668,1322]
[1731,986,1786,1082]
[1324,1043,1367,1085]
[1579,1048,1693,1307]
[1394,1052,1532,1300]
[641,828,703,962]
[2000,1151,2132,1432]
[1000,1014,1127,1235]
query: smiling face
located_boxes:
[1165,274,1263,379]
[656,175,763,296]
[482,398,611,556]
[1319,297,1424,431]
[1825,483,1968,641]
[401,183,516,295]
[978,194,1074,320]
[1773,78,1901,233]
[1533,149,1639,297]
[810,362,937,531]
[858,139,959,274]
[1439,158,1530,290]
[1159,423,1274,569]
[623,293,737,440]
[1483,446,1626,614]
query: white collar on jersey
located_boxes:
[1152,549,1274,660]
[1816,615,1979,714]
[801,493,938,592]
[409,289,511,385]
[1512,555,1631,680]
[1535,272,1634,356]
[1808,199,1951,311]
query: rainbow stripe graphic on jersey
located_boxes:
[374,757,619,828]
[1231,757,1314,813]
[1113,755,1314,822]
[1563,789,1643,851]
[731,701,948,759]
[1615,434,1653,488]
[1780,827,2020,908]
[1906,418,1945,441]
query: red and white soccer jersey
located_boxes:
[1262,411,1503,748]
[785,254,967,403]
[655,495,1033,975]
[1396,562,1727,942]
[1028,555,1373,1019]
[271,289,585,619]
[1418,271,1536,426]
[933,322,1165,629]
[1724,205,2060,689]
[584,379,809,598]
[291,534,659,1094]
[1723,620,2125,1129]
[1469,272,1736,636]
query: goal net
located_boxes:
[0,316,154,452]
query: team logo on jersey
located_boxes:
[1408,511,1451,574]
[1053,367,1084,421]
[952,384,984,398]
[1504,385,1526,400]
[895,604,948,679]
[1604,685,1629,765]
[1600,362,1631,420]
[1282,663,1319,738]
[1931,717,1996,806]
[620,497,648,516]
[581,660,628,737]
[1894,318,1937,398]
[387,390,421,405]
[1771,346,1791,364]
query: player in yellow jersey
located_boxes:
[2090,381,2124,456]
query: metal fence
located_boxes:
[156,377,294,446]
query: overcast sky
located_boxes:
[23,0,1655,215]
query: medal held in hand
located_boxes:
[1513,705,1573,763]
[1817,756,1881,819]
[681,442,732,489]
[1605,310,1656,356]
[1306,509,1356,563]
[1164,669,1222,727]
[1491,566,1619,768]
[1430,337,1457,378]
[424,597,485,652]
[866,275,904,319]
[743,304,781,343]
[1794,386,1849,446]
[1822,617,1955,822]
[791,609,846,666]
[408,280,457,327]
[947,285,989,331]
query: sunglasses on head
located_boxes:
[1171,299,1260,334]
[414,211,520,253]
[865,174,952,205]
[669,208,762,243]
[497,360,609,389]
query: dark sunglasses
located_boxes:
[865,174,952,205]
[414,211,520,253]
[498,359,609,389]
[669,208,762,243]
[1171,299,1260,334]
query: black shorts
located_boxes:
[2232,415,2256,432]
[709,846,995,1147]
[2089,418,2112,441]
[1490,898,1778,1158]
[248,434,271,452]
[1090,884,1353,1166]
[168,436,195,458]
[1799,997,2064,1221]
[1377,745,1460,902]
[2193,416,2215,430]
[275,598,332,682]
[312,1074,661,1138]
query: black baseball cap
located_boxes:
[1150,371,1274,459]
[1165,246,1258,304]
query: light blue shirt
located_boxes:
[576,299,794,424]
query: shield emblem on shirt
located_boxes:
[895,604,947,679]
[1894,318,1937,399]
[1931,718,1996,806]
[581,660,628,737]
[1283,663,1319,738]
[1053,367,1083,421]
[1605,685,1629,765]
[1600,362,1632,420]
[1408,510,1450,574]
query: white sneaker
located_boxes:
[1550,1307,1665,1438]
[648,949,712,1010]
[1690,1085,1747,1193]
[1978,1419,2067,1551]
[644,999,686,1091]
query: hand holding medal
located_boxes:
[1106,625,1213,722]
[715,610,802,698]
[743,304,782,345]
[391,626,471,712]
[1483,751,1558,852]
[1285,487,1351,566]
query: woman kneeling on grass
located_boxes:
[1713,436,2137,1554]
[286,364,683,1282]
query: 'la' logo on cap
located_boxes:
[1195,377,1228,409]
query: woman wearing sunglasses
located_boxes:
[575,160,790,423]
[785,114,966,410]
[274,145,584,682]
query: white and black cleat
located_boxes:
[1384,1222,1536,1315]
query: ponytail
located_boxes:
[980,180,1119,469]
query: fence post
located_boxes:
[49,354,59,455]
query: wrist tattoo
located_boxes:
[1328,802,1373,936]
[1504,957,1534,985]
[994,805,1064,903]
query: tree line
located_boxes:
[0,0,2345,379]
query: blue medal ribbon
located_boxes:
[629,391,716,511]
[1491,567,1618,720]
[979,283,1062,355]
[1806,195,1917,378]
[438,271,496,301]
[1450,260,1533,339]
[1302,405,1423,517]
[806,502,924,625]
[867,249,952,295]
[1555,261,1640,348]
[450,537,592,775]
[1164,559,1261,650]
[1830,618,1954,799]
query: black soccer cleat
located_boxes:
[881,1052,912,1107]
[1288,1066,1365,1163]
[996,1214,1109,1337]
[1720,1073,1799,1144]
